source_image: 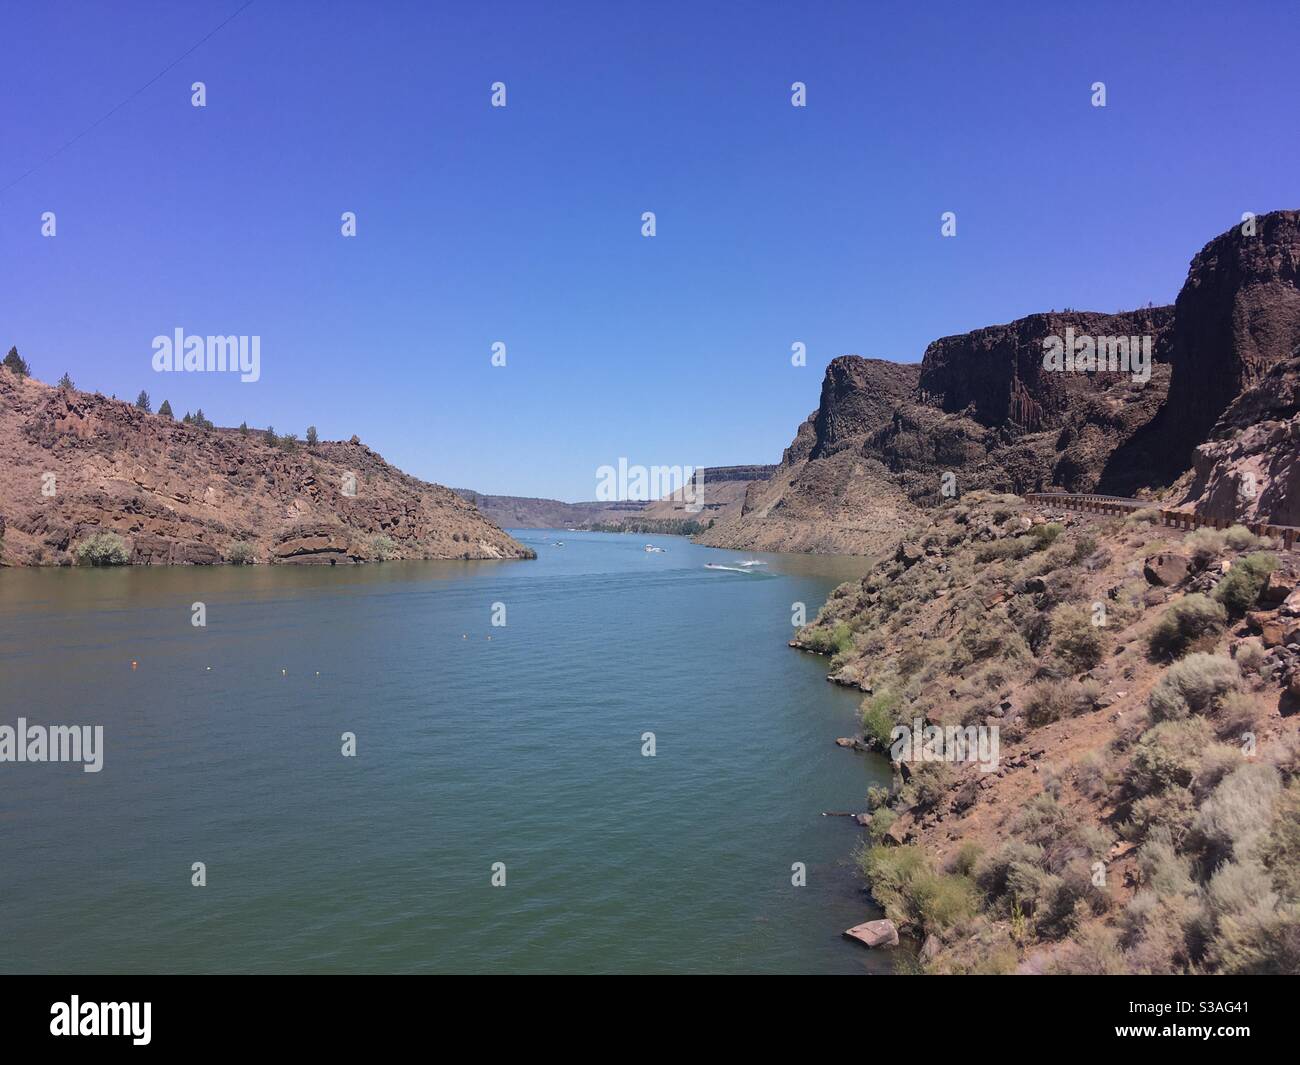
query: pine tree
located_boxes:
[239,421,248,436]
[57,372,74,390]
[135,390,151,412]
[158,400,173,419]
[306,425,319,446]
[264,424,276,443]
[183,412,194,424]
[3,346,30,378]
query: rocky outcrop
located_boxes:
[844,919,899,949]
[1164,210,1300,459]
[1178,353,1300,526]
[0,373,535,566]
[697,359,923,554]
[271,522,365,565]
[918,308,1173,433]
[703,211,1300,554]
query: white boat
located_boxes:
[644,544,666,553]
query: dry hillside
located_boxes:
[795,492,1300,974]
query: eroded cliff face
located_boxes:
[1181,354,1300,527]
[696,359,923,554]
[919,308,1174,433]
[1164,210,1300,458]
[700,318,1174,554]
[0,373,535,566]
[702,211,1300,554]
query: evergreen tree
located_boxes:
[135,390,151,412]
[158,400,173,419]
[57,372,74,390]
[264,424,276,443]
[3,346,30,378]
[306,425,319,446]
[183,412,194,424]
[239,421,248,436]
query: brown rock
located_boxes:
[1263,570,1295,604]
[1249,610,1286,647]
[896,540,924,568]
[1144,552,1190,587]
[0,372,535,567]
[843,919,899,949]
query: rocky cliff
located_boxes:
[1164,210,1300,459]
[0,372,535,566]
[697,360,923,554]
[703,211,1300,554]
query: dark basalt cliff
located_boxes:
[919,308,1174,433]
[1164,210,1300,458]
[702,210,1300,554]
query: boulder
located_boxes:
[1282,588,1300,618]
[272,522,361,564]
[130,535,221,566]
[1263,570,1295,604]
[1248,610,1286,647]
[843,919,899,949]
[1144,552,1190,587]
[895,540,923,568]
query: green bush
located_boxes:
[1126,719,1213,796]
[1195,762,1281,857]
[974,839,1045,903]
[1148,593,1226,659]
[1126,507,1162,526]
[866,807,897,843]
[226,542,255,565]
[1024,679,1072,727]
[371,534,395,561]
[1148,654,1240,722]
[1214,552,1277,616]
[1225,525,1270,552]
[799,620,854,656]
[861,687,901,746]
[1051,604,1105,671]
[860,845,978,933]
[1261,781,1300,899]
[74,532,129,566]
[1186,528,1229,567]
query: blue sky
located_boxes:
[2,0,1297,500]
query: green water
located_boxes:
[0,530,892,973]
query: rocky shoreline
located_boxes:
[797,493,1300,972]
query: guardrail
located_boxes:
[1025,492,1299,551]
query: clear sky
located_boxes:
[3,1,1297,501]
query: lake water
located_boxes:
[0,530,892,974]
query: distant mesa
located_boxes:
[454,465,777,533]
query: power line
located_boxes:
[0,0,257,198]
